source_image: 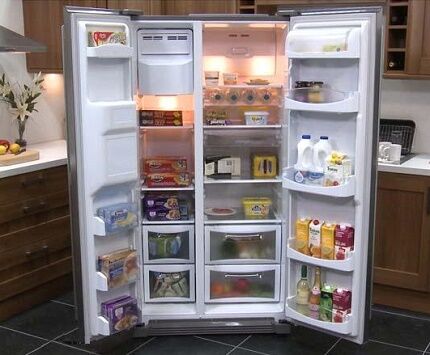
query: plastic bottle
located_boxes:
[309,136,332,185]
[294,134,314,184]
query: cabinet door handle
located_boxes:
[224,273,262,279]
[22,200,47,214]
[224,234,263,241]
[25,245,49,258]
[427,187,430,215]
[21,173,45,187]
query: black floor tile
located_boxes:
[54,291,75,306]
[329,339,421,355]
[239,327,338,355]
[2,301,77,340]
[195,334,250,346]
[372,304,430,322]
[369,308,430,350]
[31,342,93,354]
[231,348,265,355]
[55,329,101,354]
[132,336,234,354]
[0,327,47,355]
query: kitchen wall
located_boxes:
[380,79,430,154]
[0,0,65,145]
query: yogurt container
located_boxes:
[244,111,269,126]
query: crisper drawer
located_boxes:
[205,265,280,303]
[144,264,195,303]
[143,224,194,264]
[205,225,281,264]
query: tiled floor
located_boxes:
[1,292,429,355]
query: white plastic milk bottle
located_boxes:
[294,134,314,184]
[309,136,332,185]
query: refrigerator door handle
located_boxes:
[224,273,262,279]
[224,234,263,241]
[427,187,430,215]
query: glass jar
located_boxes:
[243,89,257,104]
[227,89,240,104]
[307,81,324,103]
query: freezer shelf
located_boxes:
[285,297,352,335]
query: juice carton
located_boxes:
[332,288,352,323]
[320,284,335,322]
[309,219,323,258]
[335,224,355,260]
[296,218,311,255]
[321,223,336,260]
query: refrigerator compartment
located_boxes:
[285,297,352,335]
[286,24,360,58]
[285,90,359,113]
[93,202,138,237]
[282,167,355,198]
[205,265,280,303]
[143,224,195,264]
[205,225,281,264]
[144,264,195,303]
[87,44,133,58]
[287,239,354,272]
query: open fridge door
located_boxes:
[282,8,382,344]
[63,7,141,343]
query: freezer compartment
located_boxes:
[205,225,280,264]
[205,265,280,303]
[144,264,195,303]
[143,224,194,264]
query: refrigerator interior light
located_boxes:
[204,56,227,73]
[250,56,276,76]
[159,96,178,110]
[42,73,64,95]
[204,24,230,28]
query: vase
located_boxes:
[15,116,28,147]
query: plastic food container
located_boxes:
[242,197,272,219]
[244,111,269,126]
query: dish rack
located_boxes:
[379,119,415,155]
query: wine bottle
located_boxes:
[296,265,310,315]
[309,267,322,319]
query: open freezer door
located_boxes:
[63,7,142,343]
[282,7,382,344]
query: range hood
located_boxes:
[0,25,46,53]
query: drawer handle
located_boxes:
[224,273,262,279]
[224,234,263,241]
[21,173,45,187]
[22,201,47,214]
[25,245,49,258]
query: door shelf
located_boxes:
[282,168,355,198]
[93,216,137,237]
[97,316,111,336]
[203,125,282,130]
[285,297,352,335]
[86,44,133,58]
[95,272,136,291]
[285,92,359,113]
[204,177,282,184]
[143,219,195,225]
[141,184,195,192]
[287,243,354,272]
[287,51,359,59]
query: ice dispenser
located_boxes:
[138,29,193,95]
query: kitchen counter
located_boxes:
[0,139,67,178]
[378,153,430,176]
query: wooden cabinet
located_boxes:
[0,166,72,321]
[106,0,163,15]
[373,172,430,314]
[23,0,107,73]
[161,0,237,15]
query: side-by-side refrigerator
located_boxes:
[63,6,382,345]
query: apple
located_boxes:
[234,278,250,294]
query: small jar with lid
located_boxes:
[294,81,311,102]
[307,81,324,103]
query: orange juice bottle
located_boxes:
[321,223,336,260]
[296,218,311,255]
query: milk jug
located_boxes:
[294,135,314,183]
[309,136,332,185]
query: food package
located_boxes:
[335,224,355,260]
[98,249,138,289]
[151,272,189,299]
[143,194,180,209]
[139,110,183,127]
[242,197,272,219]
[204,110,229,126]
[223,72,238,85]
[296,218,311,255]
[101,296,138,333]
[252,155,277,178]
[144,157,187,174]
[309,219,323,258]
[97,203,138,235]
[148,234,183,259]
[145,203,188,221]
[324,151,352,186]
[244,111,269,126]
[205,156,241,179]
[319,284,335,322]
[145,172,191,188]
[88,31,127,47]
[321,223,336,260]
[332,288,352,323]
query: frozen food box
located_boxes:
[144,157,188,174]
[101,296,138,333]
[88,31,127,47]
[139,110,183,127]
[146,203,189,221]
[97,203,138,235]
[145,172,191,188]
[98,249,139,289]
[143,194,180,209]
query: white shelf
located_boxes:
[97,316,110,336]
[204,177,282,184]
[285,92,359,113]
[204,303,284,316]
[285,297,352,335]
[204,84,283,89]
[143,219,195,225]
[287,242,354,272]
[140,125,194,130]
[204,210,282,225]
[282,168,355,198]
[96,272,109,291]
[203,125,282,130]
[141,184,195,192]
[287,51,359,59]
[93,216,107,236]
[86,44,133,58]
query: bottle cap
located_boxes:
[301,265,308,278]
[320,136,328,140]
[302,134,311,139]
